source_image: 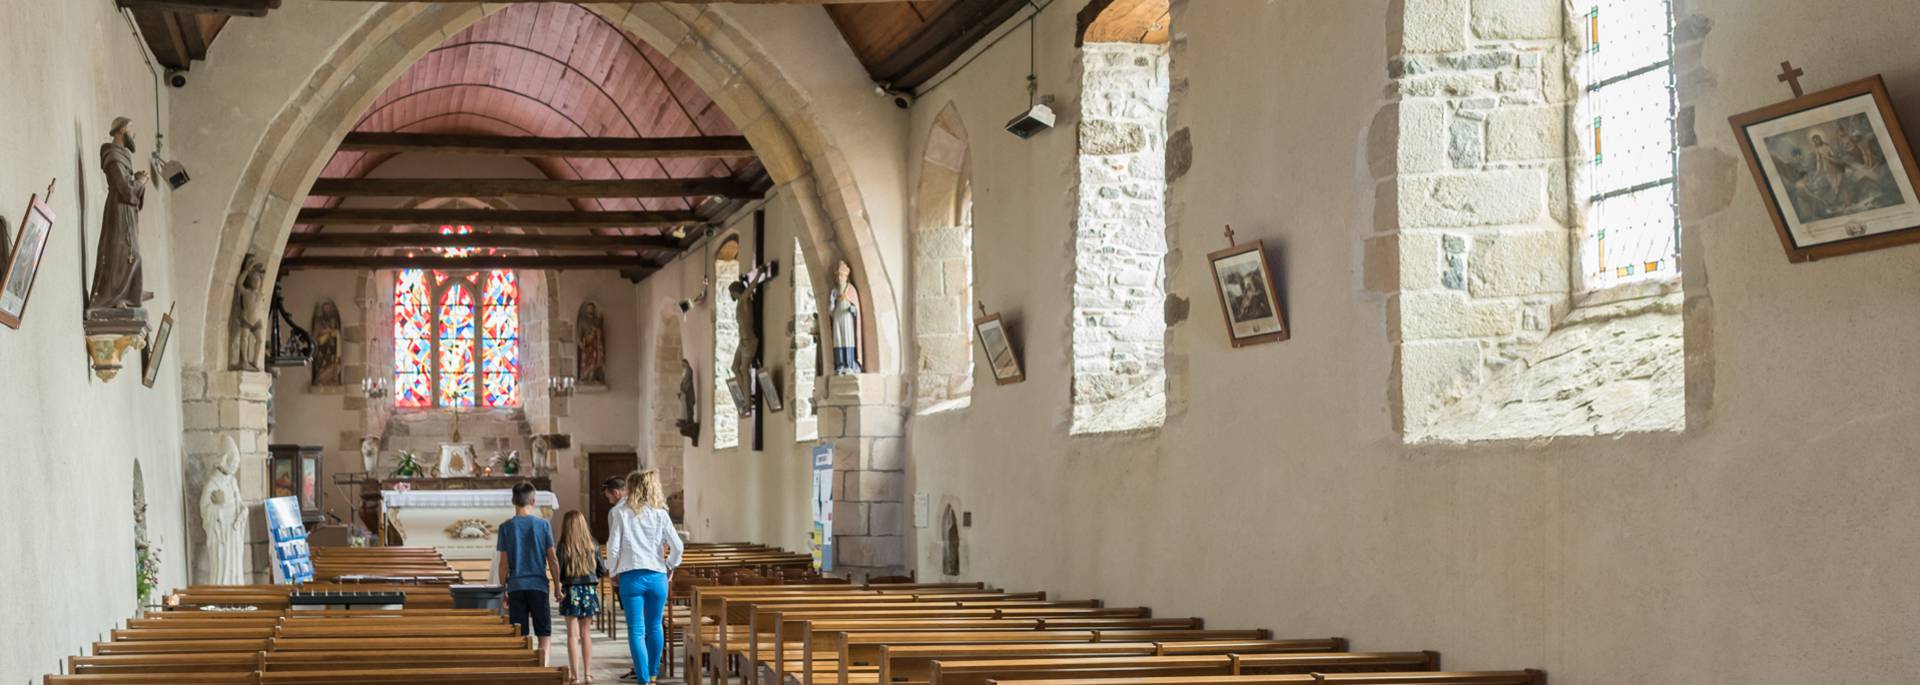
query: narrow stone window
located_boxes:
[913,106,976,414]
[1071,38,1170,435]
[713,241,742,450]
[940,505,961,577]
[793,240,821,441]
[1578,0,1680,290]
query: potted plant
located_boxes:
[394,450,422,478]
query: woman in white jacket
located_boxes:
[606,469,683,684]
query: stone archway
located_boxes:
[650,309,687,505]
[911,103,974,414]
[180,4,907,581]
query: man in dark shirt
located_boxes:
[497,482,560,658]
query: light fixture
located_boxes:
[548,376,577,397]
[149,134,190,190]
[1006,1,1054,140]
[361,376,389,399]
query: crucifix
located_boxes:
[1223,224,1238,247]
[1778,61,1806,97]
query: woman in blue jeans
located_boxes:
[606,469,684,684]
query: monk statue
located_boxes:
[230,255,267,371]
[199,437,249,586]
[89,117,150,312]
[830,261,863,375]
[359,436,380,475]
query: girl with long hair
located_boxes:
[606,469,683,684]
[556,510,604,683]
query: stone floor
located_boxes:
[548,616,687,684]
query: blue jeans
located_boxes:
[618,570,668,683]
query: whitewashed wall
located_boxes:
[0,3,190,682]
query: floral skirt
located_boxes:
[559,583,601,618]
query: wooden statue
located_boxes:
[199,437,248,585]
[230,255,267,371]
[729,264,775,394]
[830,261,863,374]
[310,299,343,385]
[577,301,607,384]
[675,359,700,446]
[88,117,149,312]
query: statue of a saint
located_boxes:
[359,436,380,475]
[676,359,700,445]
[199,437,249,586]
[830,261,863,375]
[530,436,552,477]
[89,117,150,311]
[230,256,267,371]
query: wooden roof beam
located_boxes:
[280,255,663,272]
[285,232,682,251]
[305,177,760,200]
[116,0,279,17]
[337,133,757,160]
[294,207,702,230]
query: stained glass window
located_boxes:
[392,225,520,409]
[1580,0,1679,289]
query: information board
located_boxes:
[811,444,834,572]
[264,496,314,584]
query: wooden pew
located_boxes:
[928,652,1440,685]
[984,673,1545,685]
[784,629,1272,685]
[688,584,991,685]
[876,640,1349,685]
[745,603,1134,685]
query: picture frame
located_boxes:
[0,185,57,329]
[142,311,174,388]
[973,312,1025,385]
[758,368,784,413]
[1207,241,1289,347]
[1729,75,1920,262]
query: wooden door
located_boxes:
[587,452,639,543]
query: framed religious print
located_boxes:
[1207,240,1289,347]
[1730,75,1920,262]
[142,310,175,388]
[758,368,785,413]
[973,311,1025,385]
[0,183,58,329]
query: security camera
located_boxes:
[1006,103,1056,139]
[166,70,188,89]
[874,83,915,110]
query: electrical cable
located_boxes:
[914,0,1057,98]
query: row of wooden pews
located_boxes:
[685,582,1544,685]
[44,547,566,685]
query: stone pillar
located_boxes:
[180,365,274,584]
[818,374,907,580]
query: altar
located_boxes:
[367,479,557,561]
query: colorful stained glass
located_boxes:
[393,263,519,409]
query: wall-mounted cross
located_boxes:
[1778,61,1806,97]
[1223,224,1238,246]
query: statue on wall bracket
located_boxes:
[676,359,700,447]
[830,260,864,375]
[730,263,776,415]
[229,254,268,371]
[83,117,153,381]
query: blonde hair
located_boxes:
[625,469,666,512]
[556,510,597,578]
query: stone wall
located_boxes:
[713,257,744,450]
[791,240,821,440]
[1072,42,1171,435]
[1379,0,1686,442]
[819,374,908,579]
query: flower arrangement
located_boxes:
[135,543,162,606]
[394,450,422,478]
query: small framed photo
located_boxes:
[142,311,175,388]
[0,187,57,329]
[973,312,1025,385]
[726,377,751,417]
[1207,242,1289,347]
[758,368,785,413]
[1730,75,1920,262]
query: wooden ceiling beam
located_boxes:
[280,255,662,272]
[338,133,758,159]
[115,0,279,18]
[295,207,702,230]
[868,0,1029,92]
[307,0,901,4]
[306,177,759,200]
[285,232,682,251]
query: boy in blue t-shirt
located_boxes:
[497,482,561,656]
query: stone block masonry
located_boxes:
[819,374,908,578]
[1073,42,1171,436]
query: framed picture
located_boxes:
[142,311,174,388]
[973,312,1025,385]
[1730,75,1920,262]
[0,186,57,329]
[1207,242,1289,347]
[758,369,785,413]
